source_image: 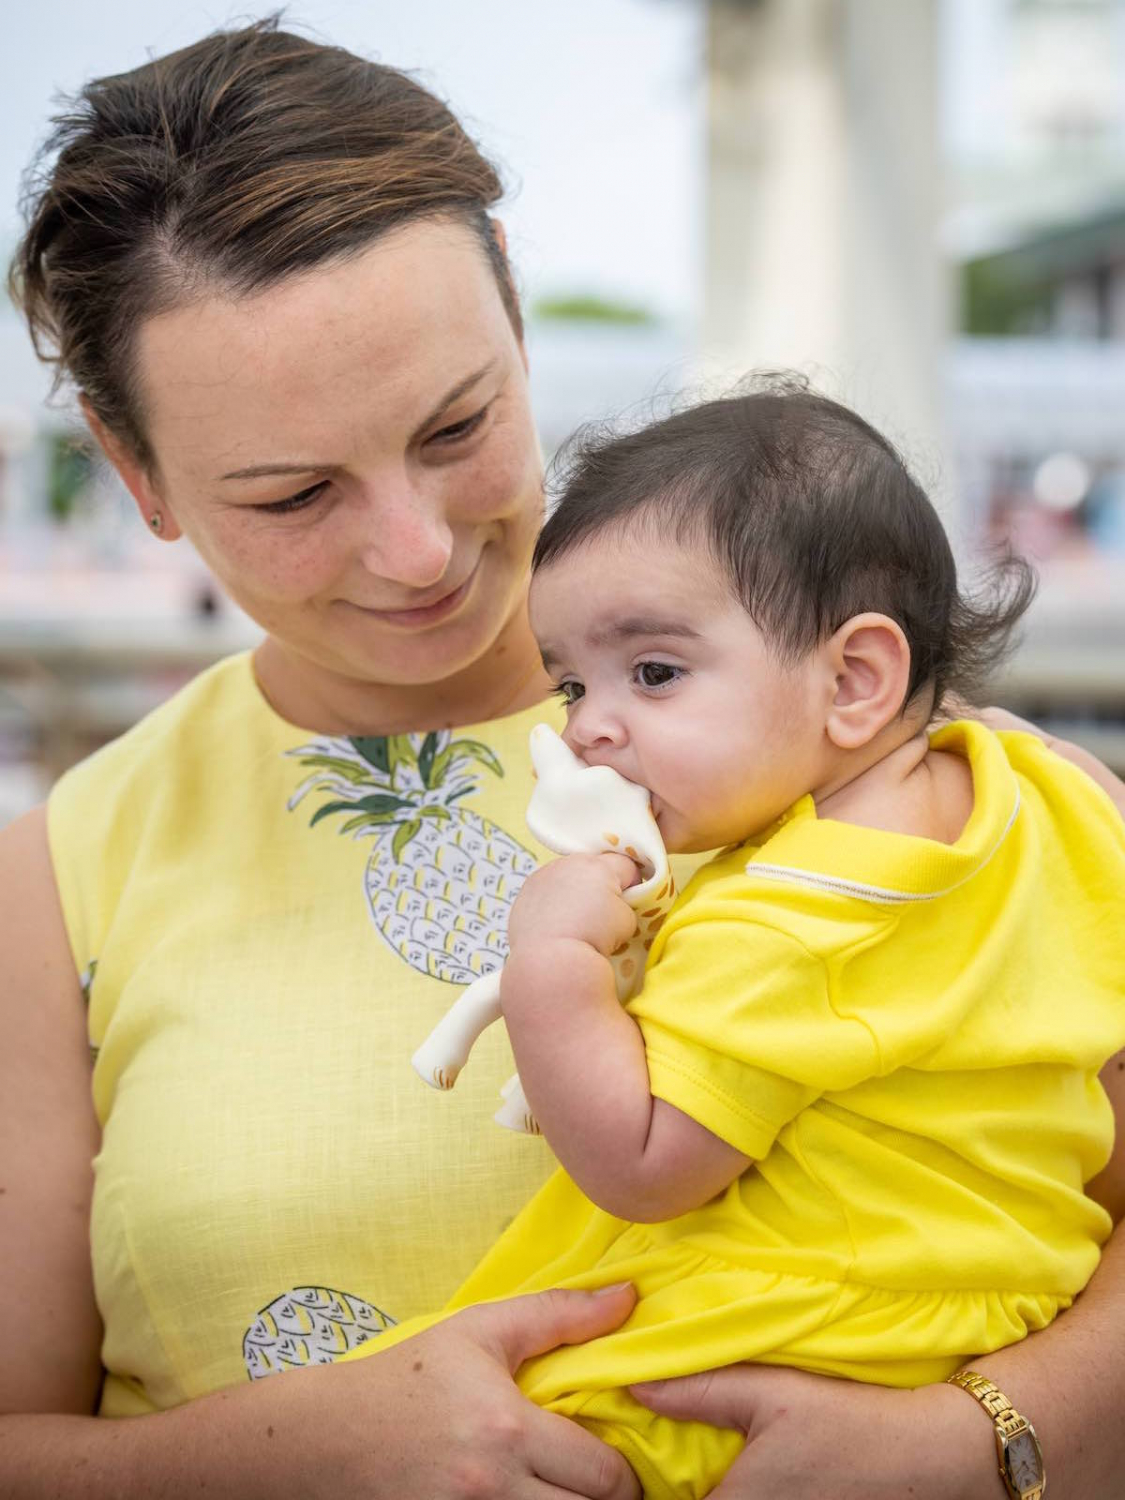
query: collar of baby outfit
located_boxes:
[739,720,1022,906]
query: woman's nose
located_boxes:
[355,483,454,588]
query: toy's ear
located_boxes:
[528,722,579,780]
[824,613,913,750]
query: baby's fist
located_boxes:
[508,852,639,957]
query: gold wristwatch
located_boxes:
[946,1370,1045,1499]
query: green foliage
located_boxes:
[532,294,659,327]
[46,433,96,524]
[961,257,1053,337]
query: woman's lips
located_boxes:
[348,561,479,628]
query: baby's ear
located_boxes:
[823,613,912,750]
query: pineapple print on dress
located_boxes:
[244,1287,396,1379]
[287,731,538,984]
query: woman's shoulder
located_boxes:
[46,652,276,914]
[51,652,264,804]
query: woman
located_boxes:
[2,20,1122,1498]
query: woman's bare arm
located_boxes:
[0,809,640,1500]
[0,807,103,1419]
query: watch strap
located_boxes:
[946,1370,1045,1499]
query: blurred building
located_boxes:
[2,0,1125,822]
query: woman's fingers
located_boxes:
[435,1288,641,1500]
[634,1366,981,1500]
[977,706,1125,815]
[526,1406,641,1500]
[630,1366,759,1434]
[461,1284,639,1374]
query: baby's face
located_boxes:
[529,530,834,852]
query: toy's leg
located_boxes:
[411,970,503,1090]
[494,1074,541,1136]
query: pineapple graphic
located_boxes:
[286,730,538,984]
[247,733,539,1379]
[243,1286,396,1379]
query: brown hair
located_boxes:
[535,378,1036,713]
[9,16,520,469]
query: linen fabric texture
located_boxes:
[48,654,578,1415]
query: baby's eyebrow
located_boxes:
[539,618,701,669]
[590,617,702,647]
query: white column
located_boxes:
[702,0,951,506]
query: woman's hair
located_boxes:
[534,379,1037,713]
[9,16,519,469]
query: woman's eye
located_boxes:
[258,481,328,515]
[552,681,585,706]
[635,662,682,690]
[429,405,489,445]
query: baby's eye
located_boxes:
[635,662,682,690]
[552,680,585,706]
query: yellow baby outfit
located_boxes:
[359,722,1125,1500]
[47,653,565,1416]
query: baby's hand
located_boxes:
[508,852,639,958]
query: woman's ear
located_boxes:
[823,613,912,750]
[79,396,183,541]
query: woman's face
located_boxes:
[129,218,543,689]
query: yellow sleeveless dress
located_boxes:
[47,652,562,1416]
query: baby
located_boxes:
[352,386,1125,1500]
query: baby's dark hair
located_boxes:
[533,380,1036,714]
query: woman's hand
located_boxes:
[331,1285,643,1500]
[1,1285,644,1498]
[978,707,1125,817]
[631,1365,988,1500]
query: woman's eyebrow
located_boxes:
[216,360,500,481]
[219,459,328,482]
[415,359,499,434]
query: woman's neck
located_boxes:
[253,607,553,736]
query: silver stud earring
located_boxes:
[149,511,164,534]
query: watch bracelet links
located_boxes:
[949,1371,1027,1438]
[946,1370,1044,1497]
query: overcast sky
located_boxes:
[1,0,705,325]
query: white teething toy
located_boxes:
[411,723,677,1133]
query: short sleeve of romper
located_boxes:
[628,860,881,1161]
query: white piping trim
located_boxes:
[743,789,1022,905]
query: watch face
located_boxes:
[1004,1429,1043,1493]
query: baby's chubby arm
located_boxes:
[501,853,750,1221]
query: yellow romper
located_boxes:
[48,653,569,1416]
[356,722,1125,1500]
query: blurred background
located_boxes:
[2,0,1124,825]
